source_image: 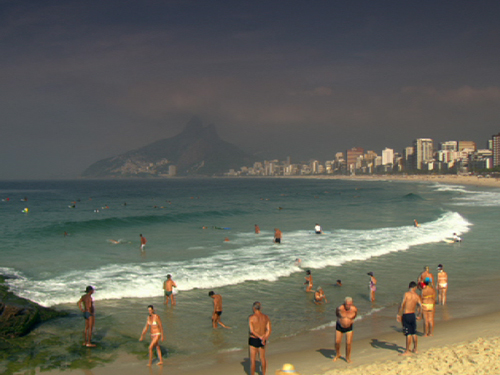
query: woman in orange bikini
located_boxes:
[139,305,164,366]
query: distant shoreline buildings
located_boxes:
[225,133,500,177]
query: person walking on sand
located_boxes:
[140,233,147,251]
[368,272,377,302]
[209,291,230,329]
[304,270,313,292]
[397,281,422,355]
[437,264,448,305]
[163,274,177,306]
[139,305,164,366]
[274,228,282,244]
[77,286,96,347]
[249,302,272,375]
[421,278,435,337]
[333,297,358,363]
[255,224,260,234]
[314,287,327,304]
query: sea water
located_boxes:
[1,178,500,371]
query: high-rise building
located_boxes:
[403,147,414,170]
[413,138,434,170]
[440,141,458,151]
[382,148,394,165]
[458,141,476,152]
[346,147,364,173]
[493,133,500,167]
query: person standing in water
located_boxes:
[274,228,282,243]
[163,274,177,306]
[208,291,230,329]
[304,270,313,292]
[140,234,147,251]
[437,264,448,305]
[139,305,164,366]
[314,223,323,234]
[254,224,260,234]
[368,272,377,302]
[77,286,96,347]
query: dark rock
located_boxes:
[0,276,67,338]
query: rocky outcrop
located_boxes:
[0,276,67,338]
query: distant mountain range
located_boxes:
[81,117,254,177]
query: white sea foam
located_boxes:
[451,190,500,207]
[5,212,472,307]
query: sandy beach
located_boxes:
[281,173,500,189]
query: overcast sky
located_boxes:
[1,0,500,179]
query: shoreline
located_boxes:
[274,173,500,189]
[37,309,500,375]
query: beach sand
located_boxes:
[37,310,500,375]
[281,173,500,189]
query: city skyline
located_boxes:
[1,1,500,179]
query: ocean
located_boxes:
[1,178,500,372]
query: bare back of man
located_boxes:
[163,275,177,306]
[397,282,422,355]
[249,302,272,375]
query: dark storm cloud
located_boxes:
[1,0,500,178]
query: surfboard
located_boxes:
[443,239,455,244]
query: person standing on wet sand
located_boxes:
[421,278,435,337]
[163,274,177,306]
[140,233,147,251]
[304,270,313,292]
[397,281,422,356]
[368,272,377,302]
[249,301,272,375]
[209,291,230,329]
[437,264,448,305]
[139,305,164,366]
[333,297,358,363]
[77,286,96,347]
[274,228,282,243]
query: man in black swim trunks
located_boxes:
[249,302,271,375]
[333,297,357,363]
[397,281,422,355]
[209,291,230,329]
[77,286,96,347]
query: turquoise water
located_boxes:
[1,178,499,371]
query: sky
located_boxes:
[1,0,500,179]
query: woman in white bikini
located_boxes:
[139,305,164,366]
